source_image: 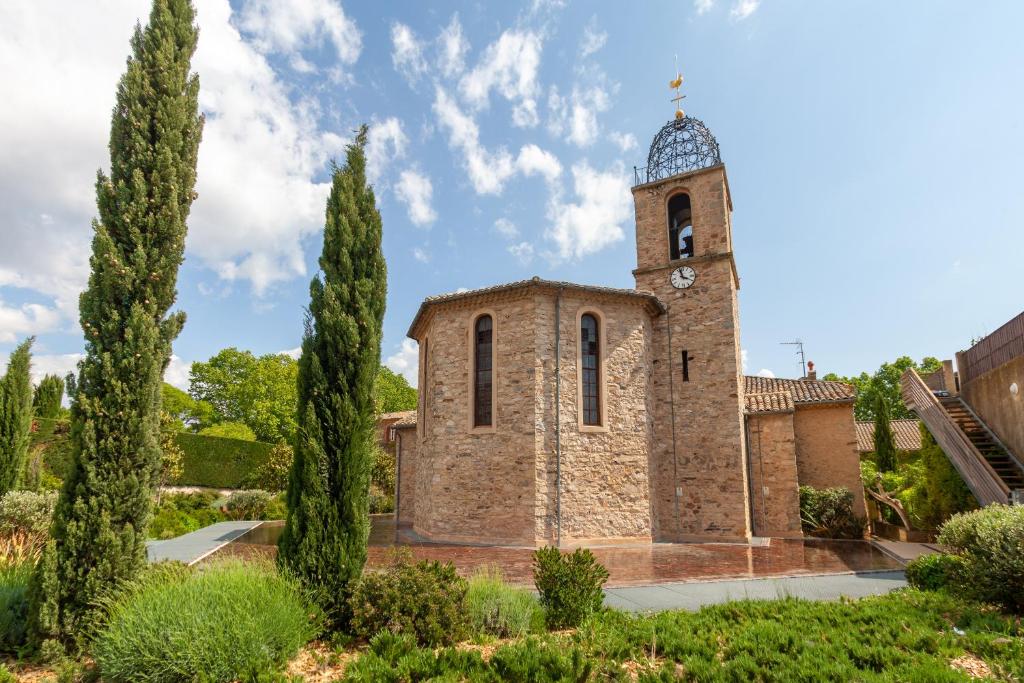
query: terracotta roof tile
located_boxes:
[855,419,923,452]
[744,376,856,404]
[744,391,794,414]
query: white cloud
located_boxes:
[385,338,419,387]
[0,0,352,316]
[412,247,430,263]
[546,162,629,260]
[237,0,361,75]
[395,170,437,227]
[731,0,761,20]
[165,355,193,391]
[365,117,407,184]
[516,144,562,185]
[278,347,302,359]
[547,84,611,148]
[0,351,83,387]
[579,18,607,58]
[493,218,519,239]
[0,300,63,343]
[437,14,469,78]
[433,88,516,195]
[608,131,638,152]
[695,0,716,14]
[508,242,535,265]
[741,349,749,372]
[390,22,427,84]
[756,368,776,378]
[459,30,543,128]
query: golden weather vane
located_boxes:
[669,55,685,119]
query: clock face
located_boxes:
[670,266,696,289]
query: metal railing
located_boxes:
[901,368,1010,505]
[959,311,1024,386]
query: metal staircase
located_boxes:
[901,369,1024,505]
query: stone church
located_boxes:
[387,111,865,547]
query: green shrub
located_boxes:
[32,374,64,420]
[349,550,470,646]
[240,442,292,491]
[147,492,225,540]
[0,490,56,536]
[1,533,42,653]
[466,566,544,638]
[533,547,609,629]
[938,504,1024,612]
[799,485,865,538]
[224,490,274,520]
[904,553,965,592]
[92,560,320,682]
[0,663,14,683]
[198,421,257,441]
[369,483,394,514]
[173,432,274,488]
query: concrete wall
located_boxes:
[746,412,803,537]
[793,404,866,518]
[961,354,1024,462]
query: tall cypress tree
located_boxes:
[873,392,898,473]
[278,128,387,627]
[33,374,64,420]
[29,0,202,649]
[0,338,34,495]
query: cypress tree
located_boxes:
[33,374,64,420]
[0,338,34,495]
[278,128,387,627]
[873,392,898,473]
[29,0,202,649]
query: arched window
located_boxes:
[473,315,493,427]
[580,314,601,426]
[668,193,693,260]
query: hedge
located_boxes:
[173,433,275,489]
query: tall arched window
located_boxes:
[580,314,601,426]
[473,315,493,427]
[668,193,693,260]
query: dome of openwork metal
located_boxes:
[638,116,722,185]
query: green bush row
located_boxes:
[173,432,275,489]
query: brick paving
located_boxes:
[212,516,901,588]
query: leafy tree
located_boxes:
[1,338,34,494]
[156,412,185,504]
[161,382,213,430]
[873,393,897,473]
[375,366,417,414]
[824,356,942,421]
[189,348,298,443]
[198,421,257,441]
[278,128,387,628]
[29,0,202,650]
[33,375,64,420]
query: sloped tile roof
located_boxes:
[855,419,923,452]
[744,376,856,404]
[744,391,794,414]
[407,277,665,338]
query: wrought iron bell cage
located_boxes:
[634,116,722,186]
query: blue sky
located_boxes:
[2,0,1023,388]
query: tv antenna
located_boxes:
[780,339,807,378]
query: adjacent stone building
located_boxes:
[389,112,866,546]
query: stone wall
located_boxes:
[792,403,867,517]
[413,293,539,545]
[395,425,417,526]
[961,354,1024,462]
[746,412,803,537]
[534,290,654,545]
[632,165,751,542]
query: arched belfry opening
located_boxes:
[668,193,693,260]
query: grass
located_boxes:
[92,559,321,682]
[1,532,43,653]
[465,566,545,639]
[341,590,1024,681]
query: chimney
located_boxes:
[806,360,817,381]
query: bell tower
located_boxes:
[632,79,751,542]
